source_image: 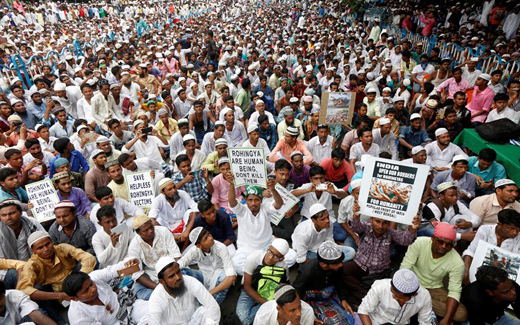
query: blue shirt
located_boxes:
[253,85,275,99]
[50,150,90,177]
[26,101,46,120]
[259,124,277,150]
[171,171,208,203]
[399,126,431,147]
[431,170,476,204]
[0,187,28,203]
[49,121,74,138]
[14,111,39,131]
[467,156,506,187]
[193,210,236,244]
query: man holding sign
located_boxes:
[226,172,295,275]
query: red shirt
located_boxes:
[320,158,354,183]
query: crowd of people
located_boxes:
[0,0,519,324]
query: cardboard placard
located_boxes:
[270,183,299,226]
[26,179,60,223]
[228,147,267,187]
[319,91,356,125]
[125,171,155,208]
[470,240,520,285]
[358,157,429,225]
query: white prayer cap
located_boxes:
[410,113,422,121]
[350,179,362,190]
[189,227,204,244]
[303,96,313,102]
[478,73,491,81]
[365,87,377,94]
[91,149,105,159]
[437,181,457,193]
[159,178,174,191]
[309,203,327,218]
[382,87,392,93]
[271,238,290,256]
[495,179,516,188]
[96,136,110,144]
[394,96,405,102]
[317,240,343,262]
[379,118,391,126]
[28,231,51,248]
[155,256,176,275]
[366,72,375,80]
[285,126,299,136]
[247,123,259,134]
[435,128,449,137]
[178,118,189,126]
[289,97,299,103]
[403,79,411,87]
[54,83,66,91]
[470,57,479,62]
[182,134,196,143]
[411,146,426,155]
[392,269,420,294]
[452,154,468,164]
[215,138,228,147]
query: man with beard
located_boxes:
[135,63,161,94]
[470,179,520,225]
[92,79,126,134]
[0,280,56,324]
[119,72,141,108]
[306,124,334,165]
[84,149,110,202]
[92,136,121,168]
[106,161,129,202]
[53,172,91,218]
[398,113,432,159]
[10,100,39,131]
[253,284,315,325]
[277,108,304,141]
[148,256,220,324]
[90,186,144,231]
[23,139,53,177]
[17,231,96,324]
[26,90,48,121]
[149,178,198,251]
[62,258,147,325]
[0,200,44,288]
[48,201,96,255]
[425,128,467,172]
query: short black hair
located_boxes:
[108,119,121,129]
[62,271,91,297]
[275,159,292,172]
[0,280,5,297]
[357,127,371,138]
[25,138,40,150]
[275,284,298,307]
[494,93,509,102]
[118,153,132,165]
[331,148,346,160]
[4,148,21,160]
[498,209,520,228]
[309,166,325,178]
[475,266,509,291]
[258,115,269,124]
[175,154,190,167]
[95,186,113,201]
[197,199,213,213]
[53,138,71,154]
[97,205,116,222]
[385,107,396,115]
[479,148,496,162]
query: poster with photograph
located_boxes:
[358,157,429,225]
[26,179,60,223]
[125,171,155,208]
[270,184,299,226]
[228,147,267,187]
[469,240,520,284]
[319,91,356,125]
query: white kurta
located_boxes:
[147,276,220,325]
[148,191,198,231]
[253,299,315,325]
[90,199,144,231]
[92,225,135,268]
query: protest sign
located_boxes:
[270,183,299,225]
[228,147,267,187]
[26,179,60,223]
[125,171,155,208]
[358,157,429,225]
[319,91,356,125]
[470,240,520,285]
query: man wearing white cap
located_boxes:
[93,135,121,168]
[173,134,206,172]
[399,113,432,158]
[236,238,292,325]
[148,256,220,325]
[292,203,355,265]
[470,179,520,225]
[83,149,110,201]
[268,126,313,165]
[372,117,397,160]
[222,105,248,147]
[425,128,467,171]
[123,119,165,163]
[431,155,476,205]
[253,283,315,325]
[459,58,481,87]
[358,269,433,324]
[52,82,81,119]
[200,120,230,156]
[17,231,96,323]
[153,108,178,142]
[168,118,196,158]
[201,137,228,175]
[466,73,495,126]
[178,227,236,305]
[91,79,125,133]
[363,87,381,120]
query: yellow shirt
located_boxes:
[108,180,130,202]
[201,151,221,174]
[17,244,96,296]
[153,118,179,141]
[0,258,25,270]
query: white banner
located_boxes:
[26,179,60,223]
[470,240,520,285]
[228,147,267,187]
[359,157,429,225]
[270,183,299,226]
[125,171,155,208]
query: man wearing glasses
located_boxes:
[401,222,468,325]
